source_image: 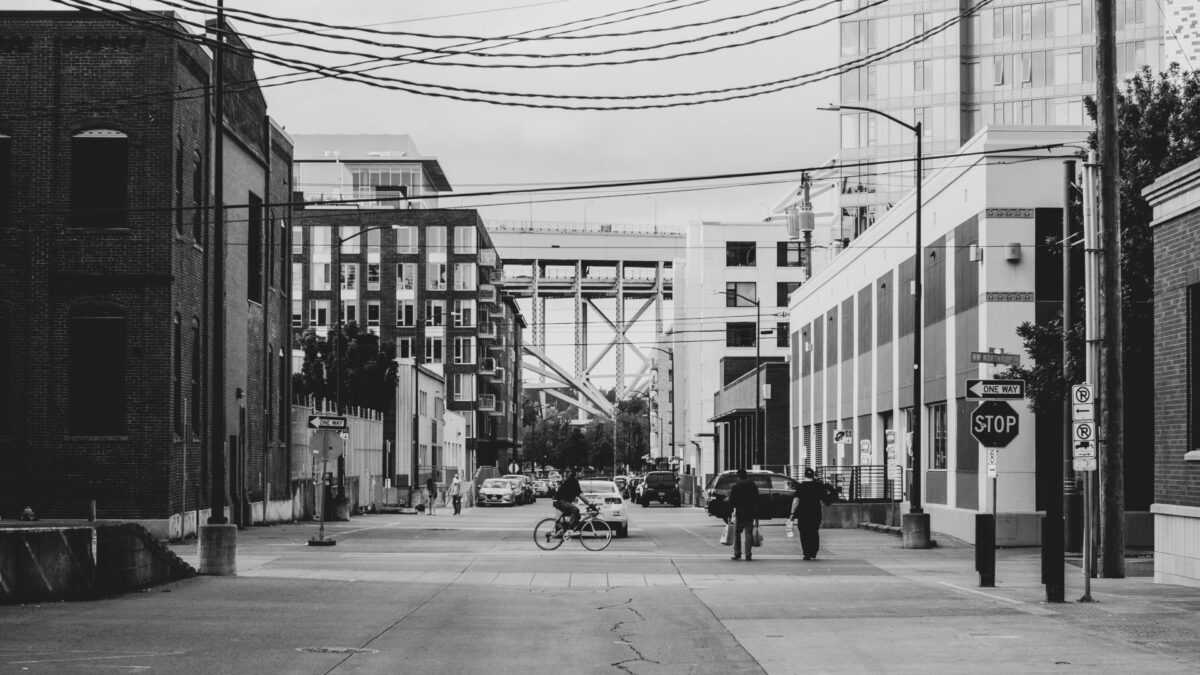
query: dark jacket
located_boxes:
[728,477,759,518]
[555,475,582,503]
[791,479,831,526]
[426,477,437,493]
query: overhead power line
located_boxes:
[55,0,989,111]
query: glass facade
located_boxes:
[836,0,1165,226]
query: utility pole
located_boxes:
[199,0,236,575]
[1095,0,1126,579]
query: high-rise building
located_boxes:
[291,135,523,481]
[834,0,1170,234]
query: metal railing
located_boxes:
[814,465,902,502]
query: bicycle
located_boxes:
[533,503,613,551]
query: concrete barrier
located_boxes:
[1,523,194,604]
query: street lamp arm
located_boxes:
[716,289,760,307]
[819,103,917,134]
[336,223,401,245]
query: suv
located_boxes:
[639,471,682,507]
[705,470,800,520]
[502,474,535,504]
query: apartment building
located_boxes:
[291,135,523,479]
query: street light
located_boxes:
[819,103,929,548]
[647,346,676,464]
[716,289,762,469]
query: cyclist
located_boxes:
[552,469,588,532]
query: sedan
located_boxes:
[577,479,630,538]
[477,478,517,507]
[532,480,552,498]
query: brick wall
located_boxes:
[0,11,289,521]
[1154,208,1200,508]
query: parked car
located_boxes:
[624,476,643,501]
[577,479,629,538]
[502,474,535,504]
[478,478,518,507]
[639,470,682,507]
[532,479,552,498]
[704,470,801,520]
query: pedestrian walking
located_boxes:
[426,474,438,516]
[449,474,463,515]
[728,468,758,561]
[791,467,835,560]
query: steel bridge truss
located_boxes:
[503,259,672,421]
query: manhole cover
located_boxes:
[297,647,379,655]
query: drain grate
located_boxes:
[297,647,379,655]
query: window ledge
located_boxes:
[1184,450,1200,462]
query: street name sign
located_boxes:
[970,401,1020,448]
[966,379,1026,400]
[308,415,347,430]
[971,351,1021,366]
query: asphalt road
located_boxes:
[2,502,1199,674]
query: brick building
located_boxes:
[1144,158,1200,587]
[291,134,524,479]
[0,11,292,533]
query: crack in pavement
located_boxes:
[600,597,661,673]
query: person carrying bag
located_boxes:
[728,468,759,561]
[721,518,736,546]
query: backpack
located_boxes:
[822,481,841,505]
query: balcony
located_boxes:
[477,321,498,340]
[478,357,496,375]
[478,284,498,305]
[478,393,496,411]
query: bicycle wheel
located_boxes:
[533,517,565,551]
[577,518,613,551]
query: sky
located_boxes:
[24,0,842,227]
[20,0,843,392]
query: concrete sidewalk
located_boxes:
[3,512,1198,674]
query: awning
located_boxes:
[708,407,757,423]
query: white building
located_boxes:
[672,220,809,481]
[789,126,1088,545]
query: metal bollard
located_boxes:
[976,513,996,587]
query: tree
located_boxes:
[292,323,397,413]
[1003,64,1200,568]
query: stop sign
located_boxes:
[970,401,1020,447]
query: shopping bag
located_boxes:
[786,518,797,538]
[751,521,763,547]
[721,519,735,546]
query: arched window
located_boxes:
[191,149,203,242]
[0,133,11,228]
[174,134,184,234]
[191,318,202,437]
[69,305,125,434]
[70,129,128,229]
[174,313,182,436]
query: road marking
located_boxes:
[9,652,186,665]
[934,581,1056,616]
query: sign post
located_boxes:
[1072,383,1096,601]
[970,399,1021,588]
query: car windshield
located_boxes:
[482,479,509,489]
[578,481,618,494]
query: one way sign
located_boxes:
[966,379,1026,401]
[308,415,347,430]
